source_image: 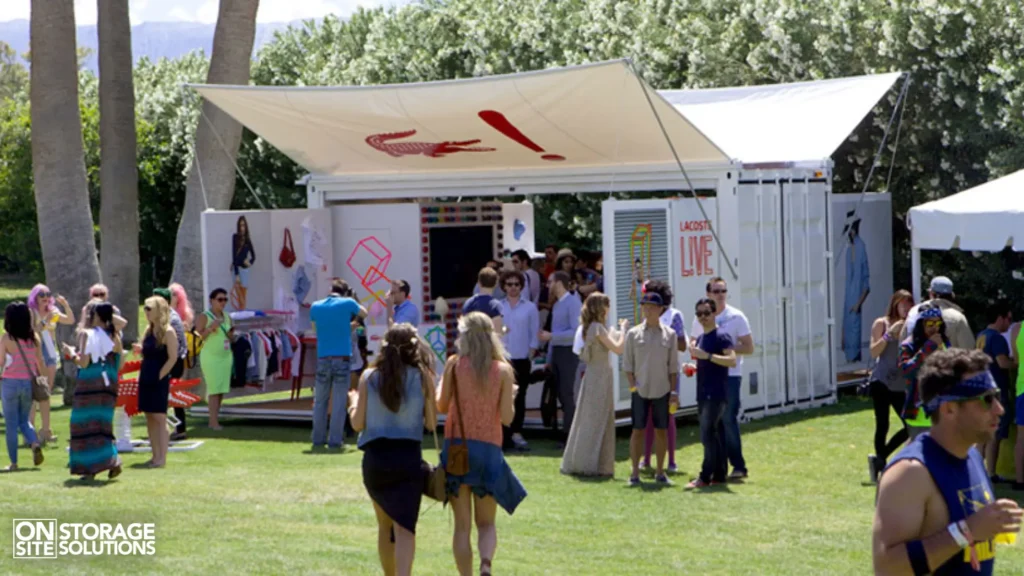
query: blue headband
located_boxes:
[921,371,998,416]
[918,307,942,320]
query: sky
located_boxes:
[1,0,416,25]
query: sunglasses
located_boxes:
[924,320,943,328]
[144,306,152,312]
[91,292,107,298]
[696,310,713,318]
[710,289,727,294]
[214,297,228,303]
[505,283,521,288]
[957,391,1000,409]
[39,292,52,298]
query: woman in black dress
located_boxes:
[136,296,179,468]
[347,324,437,576]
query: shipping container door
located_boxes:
[782,178,834,403]
[601,200,674,412]
[736,181,785,412]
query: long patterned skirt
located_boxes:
[69,376,120,476]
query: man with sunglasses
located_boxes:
[690,276,754,481]
[499,270,539,452]
[902,276,975,350]
[686,298,736,489]
[873,348,1022,575]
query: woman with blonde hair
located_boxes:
[27,283,75,444]
[437,311,527,576]
[135,297,178,468]
[347,323,437,576]
[561,292,627,477]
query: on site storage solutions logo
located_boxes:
[12,519,156,559]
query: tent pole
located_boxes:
[911,245,922,303]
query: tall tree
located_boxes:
[30,0,101,307]
[171,0,260,301]
[0,41,28,101]
[97,0,140,339]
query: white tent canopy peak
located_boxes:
[909,168,1024,252]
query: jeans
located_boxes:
[312,357,350,448]
[699,398,728,483]
[2,378,38,464]
[721,376,747,472]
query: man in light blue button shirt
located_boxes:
[500,270,539,451]
[387,280,419,327]
[539,271,582,442]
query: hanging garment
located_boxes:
[843,234,870,363]
[231,337,253,389]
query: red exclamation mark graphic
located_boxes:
[478,110,565,161]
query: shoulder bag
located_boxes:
[422,370,448,503]
[445,362,470,476]
[15,339,50,402]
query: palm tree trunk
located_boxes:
[171,0,260,302]
[30,0,101,309]
[98,0,140,341]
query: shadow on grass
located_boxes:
[183,419,319,444]
[0,467,41,474]
[63,478,119,488]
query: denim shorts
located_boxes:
[41,340,57,368]
[631,392,669,430]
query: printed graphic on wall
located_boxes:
[629,224,652,324]
[831,194,893,372]
[347,234,394,306]
[231,215,256,311]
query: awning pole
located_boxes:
[911,244,922,304]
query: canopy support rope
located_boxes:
[627,59,738,282]
[835,72,912,267]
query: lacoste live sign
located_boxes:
[13,519,156,558]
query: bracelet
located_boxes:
[957,520,981,571]
[948,522,969,548]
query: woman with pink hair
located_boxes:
[168,283,194,440]
[168,283,194,328]
[27,283,75,443]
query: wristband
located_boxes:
[883,333,892,342]
[906,540,929,576]
[948,522,969,548]
[957,520,981,571]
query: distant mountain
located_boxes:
[0,19,308,73]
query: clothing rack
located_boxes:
[230,310,296,331]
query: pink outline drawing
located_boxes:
[347,236,393,305]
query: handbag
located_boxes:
[445,364,470,476]
[15,339,50,402]
[279,228,296,269]
[419,373,447,503]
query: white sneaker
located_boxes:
[511,433,529,450]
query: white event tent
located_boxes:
[907,169,1024,299]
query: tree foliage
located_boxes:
[3,0,1024,325]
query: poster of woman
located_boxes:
[231,216,256,310]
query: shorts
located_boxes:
[631,392,670,430]
[1016,394,1024,427]
[41,340,57,368]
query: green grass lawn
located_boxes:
[2,395,1022,575]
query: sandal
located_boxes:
[108,464,122,480]
[32,446,44,466]
[81,474,95,481]
[480,558,492,575]
[3,464,17,473]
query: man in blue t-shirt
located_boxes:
[976,300,1013,480]
[463,266,504,333]
[309,279,367,449]
[686,297,736,490]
